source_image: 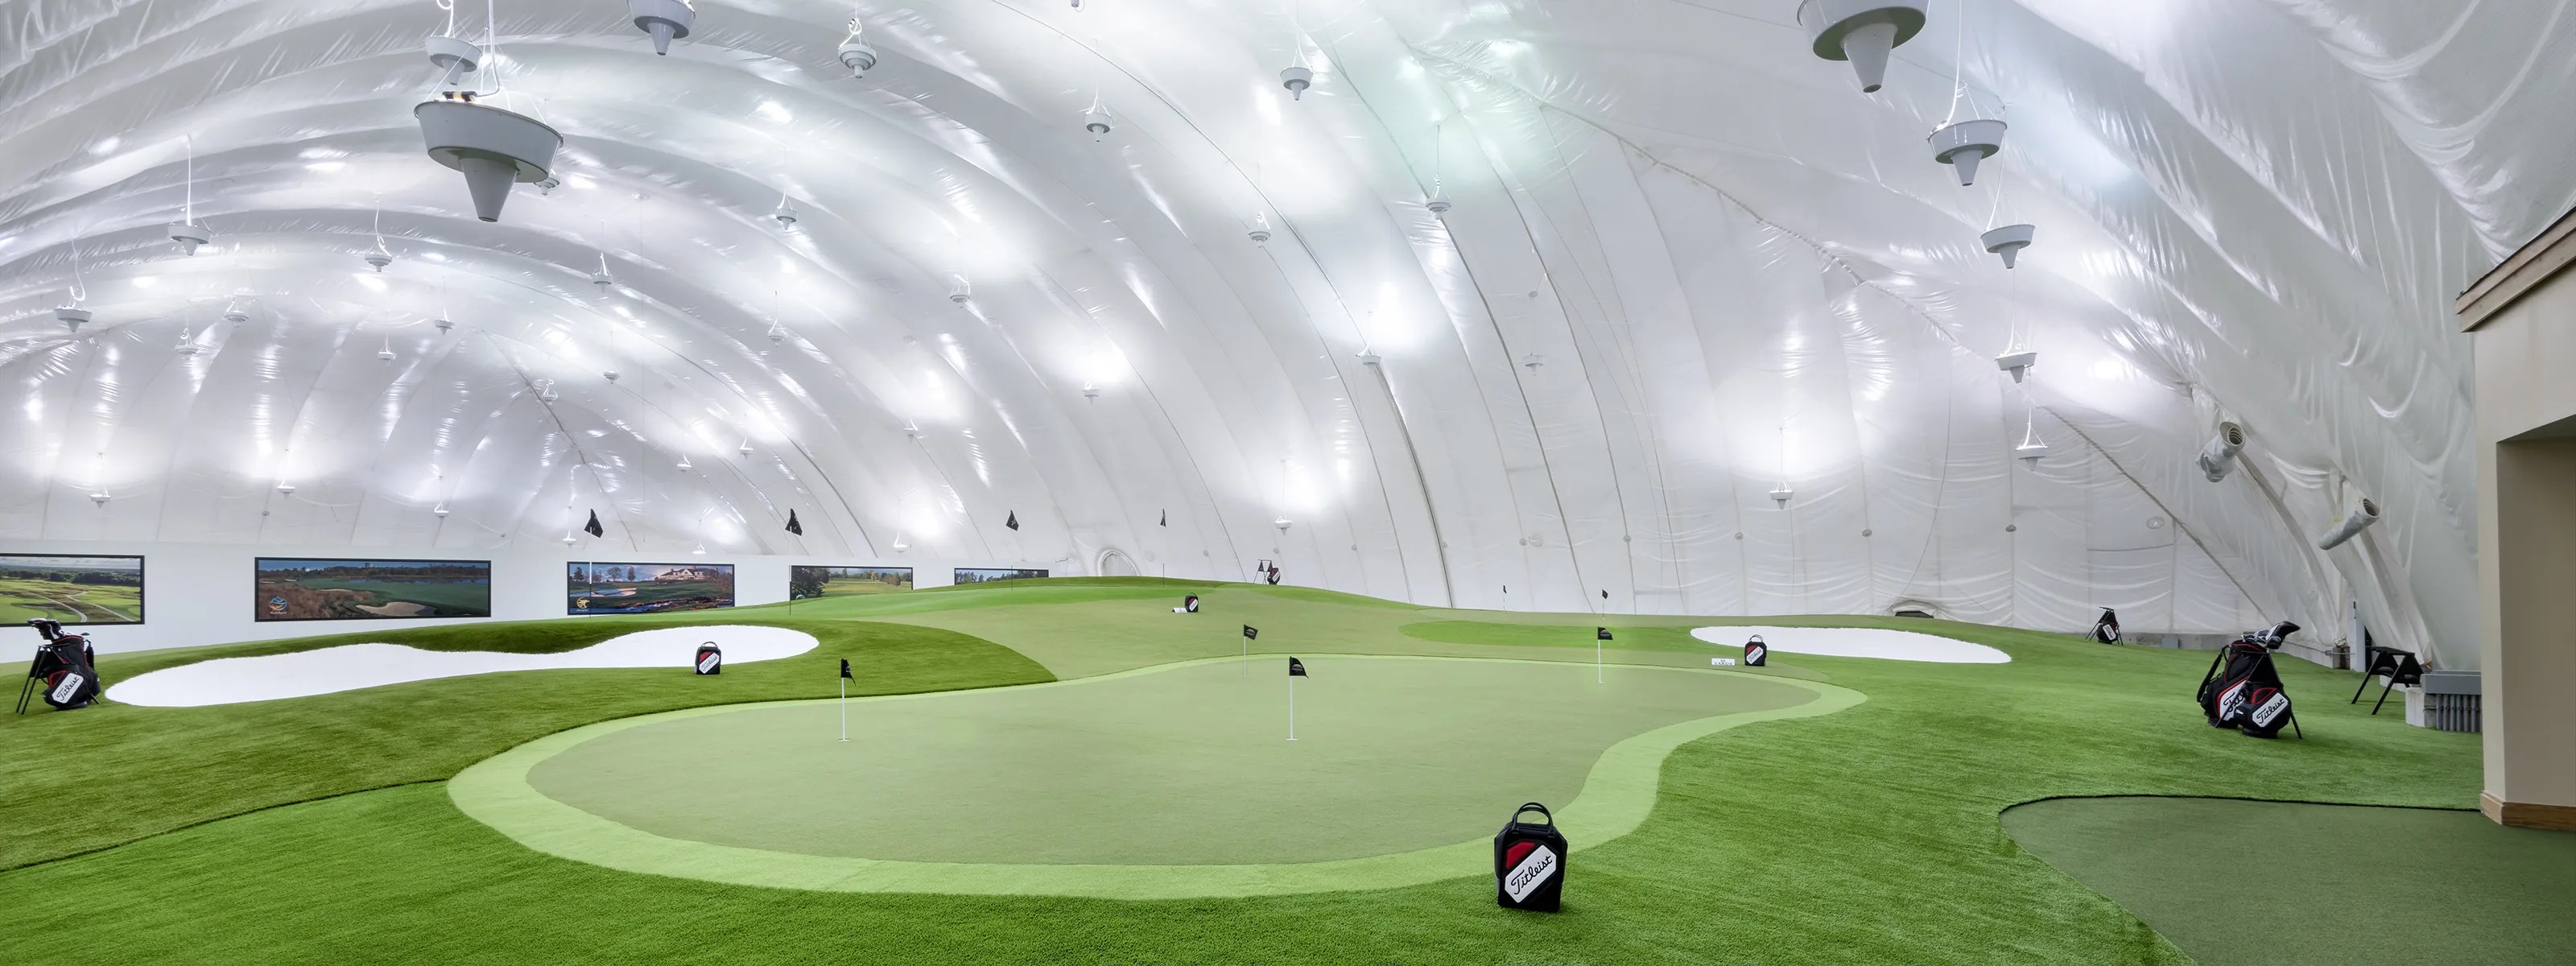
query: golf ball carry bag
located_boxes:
[1494,802,1567,912]
[1742,634,1768,667]
[694,642,722,675]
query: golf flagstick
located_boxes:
[1595,627,1612,683]
[837,658,852,742]
[1286,656,1306,741]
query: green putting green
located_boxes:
[2004,796,2576,965]
[475,655,1841,897]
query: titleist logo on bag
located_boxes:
[49,673,86,704]
[1501,843,1559,902]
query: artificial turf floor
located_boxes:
[522,656,1816,865]
[0,578,2512,963]
[2004,797,2576,965]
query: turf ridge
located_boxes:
[0,581,2487,964]
[448,654,1861,898]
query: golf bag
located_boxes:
[19,620,101,713]
[2091,608,2120,644]
[1494,802,1567,912]
[2196,621,2301,739]
[1183,594,1199,613]
[1742,635,1768,667]
[694,642,722,675]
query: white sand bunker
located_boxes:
[109,625,819,708]
[1690,625,2009,664]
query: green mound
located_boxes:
[2004,796,2576,965]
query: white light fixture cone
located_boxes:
[1982,223,2034,268]
[1770,485,1794,506]
[839,39,878,78]
[416,101,563,223]
[631,0,693,56]
[425,35,481,75]
[1995,350,2037,382]
[167,222,211,255]
[1281,65,1313,99]
[56,307,91,331]
[1798,0,1928,93]
[2015,440,2050,467]
[1842,23,1897,93]
[1084,108,1113,140]
[1928,118,2007,186]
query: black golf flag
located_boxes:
[1288,657,1307,677]
[1243,625,1258,641]
[785,509,803,536]
[1601,589,1608,600]
[839,658,852,679]
[1159,509,1166,526]
[1005,510,1020,530]
[1596,627,1612,641]
[583,510,604,538]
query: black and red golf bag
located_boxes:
[2196,621,2300,738]
[19,619,101,712]
[2091,608,2120,644]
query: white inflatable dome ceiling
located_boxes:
[6,1,2566,671]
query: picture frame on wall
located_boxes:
[788,566,914,601]
[568,562,736,614]
[954,568,1048,584]
[0,554,145,625]
[254,558,493,621]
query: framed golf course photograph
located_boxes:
[568,562,735,615]
[0,553,145,625]
[955,567,1047,584]
[254,558,493,621]
[787,565,911,601]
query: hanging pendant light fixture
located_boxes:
[1426,123,1452,215]
[1796,0,1929,93]
[167,135,213,255]
[416,21,563,227]
[362,204,394,271]
[1280,64,1314,100]
[839,19,879,78]
[2014,411,2050,467]
[630,0,694,56]
[1926,0,2006,185]
[1981,223,2033,268]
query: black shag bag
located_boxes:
[1494,802,1567,912]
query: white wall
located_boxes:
[3,539,1058,654]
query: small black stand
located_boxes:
[2351,646,2405,704]
[2369,653,2424,716]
